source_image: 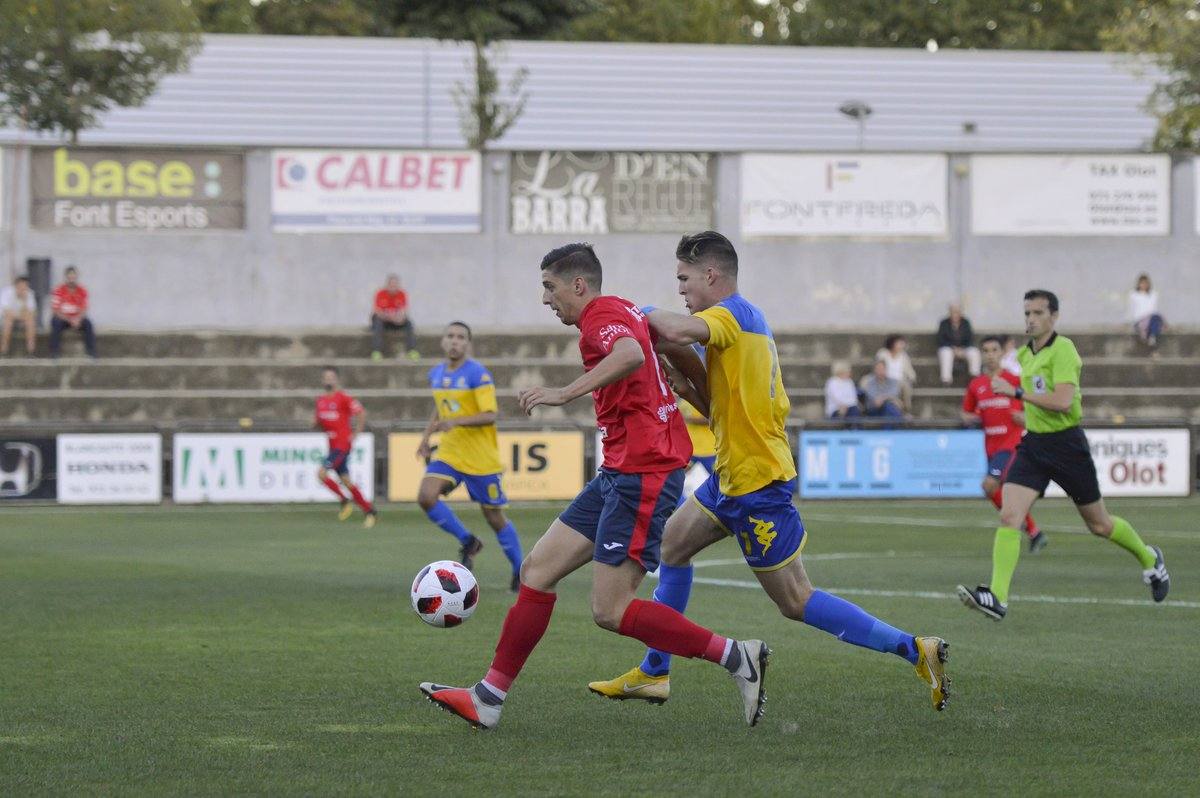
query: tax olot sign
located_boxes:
[1046,428,1191,498]
[174,433,374,503]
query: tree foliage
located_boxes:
[562,0,782,44]
[195,0,386,37]
[0,0,200,142]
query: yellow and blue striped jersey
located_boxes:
[695,294,795,496]
[429,359,502,475]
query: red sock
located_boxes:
[486,584,557,690]
[1024,514,1040,537]
[989,489,1003,511]
[321,476,347,500]
[346,483,373,513]
[618,598,727,664]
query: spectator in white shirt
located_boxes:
[875,334,916,410]
[824,360,862,422]
[1000,334,1021,376]
[1127,273,1164,352]
[0,275,36,356]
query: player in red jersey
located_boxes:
[961,337,1044,552]
[315,366,378,528]
[420,243,771,730]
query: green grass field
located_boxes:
[3,497,1198,796]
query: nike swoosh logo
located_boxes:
[621,682,654,693]
[602,542,624,550]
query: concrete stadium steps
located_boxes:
[1,357,1196,392]
[34,329,1200,361]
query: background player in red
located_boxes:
[315,366,378,528]
[419,243,770,731]
[961,336,1044,552]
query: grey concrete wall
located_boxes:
[2,147,1197,334]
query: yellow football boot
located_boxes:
[337,500,354,521]
[362,510,378,529]
[587,666,669,705]
[914,636,950,711]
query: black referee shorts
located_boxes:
[1005,427,1102,505]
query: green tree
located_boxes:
[1103,0,1200,150]
[563,0,782,44]
[0,0,200,142]
[399,0,597,150]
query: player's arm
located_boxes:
[960,410,980,426]
[519,337,644,413]
[646,308,710,346]
[437,411,497,430]
[656,340,710,417]
[1011,410,1026,427]
[991,376,1075,413]
[960,387,978,426]
[352,406,367,435]
[417,407,439,459]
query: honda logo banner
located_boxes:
[0,438,56,500]
[56,434,163,505]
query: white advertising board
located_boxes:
[173,433,374,503]
[971,155,1170,236]
[56,434,162,504]
[740,154,948,237]
[1046,428,1190,498]
[270,150,481,232]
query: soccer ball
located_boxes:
[410,560,479,627]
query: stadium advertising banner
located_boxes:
[798,430,984,499]
[970,155,1170,235]
[1046,428,1191,498]
[271,150,481,232]
[387,431,584,501]
[510,151,714,234]
[740,154,948,237]
[0,438,56,501]
[56,434,162,505]
[174,433,374,504]
[30,147,244,231]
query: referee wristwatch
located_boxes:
[1014,387,1025,399]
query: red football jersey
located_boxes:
[374,289,407,314]
[962,371,1024,456]
[315,391,363,450]
[51,284,88,320]
[578,296,691,474]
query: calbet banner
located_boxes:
[57,434,162,505]
[271,150,481,232]
[1047,428,1191,498]
[971,155,1170,236]
[388,431,584,501]
[741,154,948,237]
[510,151,714,234]
[174,433,374,504]
[0,438,56,501]
[31,147,244,230]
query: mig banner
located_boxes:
[173,433,374,504]
[271,150,481,232]
[971,155,1170,235]
[510,151,714,234]
[30,147,244,230]
[741,154,948,237]
[799,430,984,499]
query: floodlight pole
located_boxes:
[839,100,873,151]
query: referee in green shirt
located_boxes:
[958,290,1169,620]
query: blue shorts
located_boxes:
[425,460,507,506]
[692,473,806,572]
[322,448,350,476]
[559,468,685,572]
[691,455,716,472]
[987,448,1016,480]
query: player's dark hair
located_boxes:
[322,365,339,376]
[676,231,738,277]
[446,320,472,340]
[540,243,602,291]
[65,265,78,275]
[980,335,1003,348]
[1023,289,1059,313]
[883,333,905,350]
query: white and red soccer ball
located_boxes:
[410,561,479,627]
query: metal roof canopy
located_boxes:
[0,34,1162,152]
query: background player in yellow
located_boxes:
[958,290,1169,620]
[590,232,950,711]
[416,322,523,591]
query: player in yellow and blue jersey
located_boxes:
[589,231,950,711]
[417,322,523,591]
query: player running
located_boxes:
[416,321,523,591]
[958,290,1169,620]
[420,243,772,730]
[314,366,377,528]
[962,335,1046,552]
[589,231,949,711]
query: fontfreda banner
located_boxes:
[510,151,714,234]
[30,147,245,230]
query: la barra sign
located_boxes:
[31,147,245,230]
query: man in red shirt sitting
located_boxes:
[371,274,417,360]
[50,266,97,359]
